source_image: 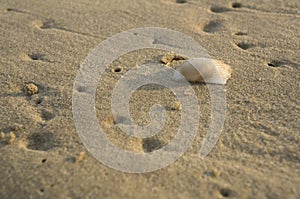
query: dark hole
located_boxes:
[76,86,87,93]
[40,189,44,193]
[142,138,164,152]
[36,98,43,105]
[6,8,26,13]
[267,63,276,67]
[232,2,242,8]
[6,8,24,12]
[236,42,253,50]
[220,188,231,197]
[113,67,122,73]
[65,157,76,163]
[176,0,187,3]
[41,20,55,29]
[27,53,50,62]
[133,33,138,35]
[41,110,55,121]
[267,60,285,67]
[210,6,230,13]
[244,100,250,104]
[203,20,223,33]
[235,32,247,36]
[29,53,44,61]
[41,159,47,163]
[267,60,283,67]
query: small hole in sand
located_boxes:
[6,8,25,13]
[220,188,232,197]
[210,5,230,13]
[267,60,283,67]
[41,109,55,121]
[203,20,224,33]
[235,32,247,36]
[27,53,51,62]
[36,99,43,105]
[176,0,187,3]
[236,42,253,50]
[267,63,276,67]
[142,138,164,152]
[40,189,44,193]
[112,67,123,73]
[232,2,242,8]
[76,86,87,93]
[65,157,76,163]
[28,53,44,61]
[41,159,47,163]
[41,19,55,29]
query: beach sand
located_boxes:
[0,0,299,198]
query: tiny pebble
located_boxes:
[171,101,182,111]
[76,151,85,162]
[25,83,39,95]
[0,132,5,139]
[8,132,16,145]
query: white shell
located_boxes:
[173,58,232,85]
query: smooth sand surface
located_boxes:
[0,0,299,198]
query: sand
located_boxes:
[0,0,299,198]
